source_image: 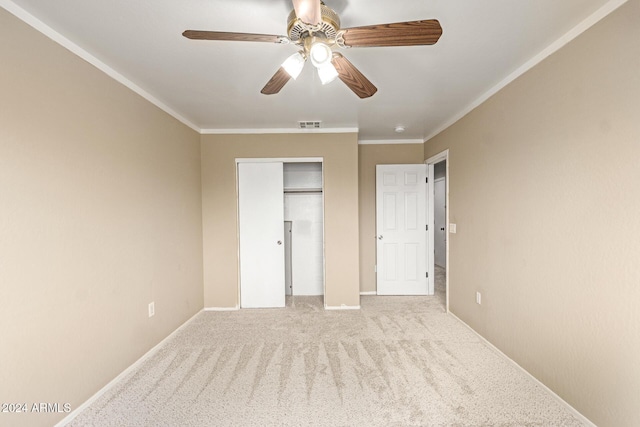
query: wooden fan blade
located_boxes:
[182,30,287,44]
[261,67,292,95]
[331,53,377,99]
[292,0,322,25]
[340,20,442,47]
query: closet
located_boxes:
[283,162,324,296]
[237,159,324,308]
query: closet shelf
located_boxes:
[284,187,323,194]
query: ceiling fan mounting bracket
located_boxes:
[287,3,340,44]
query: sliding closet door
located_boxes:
[238,162,285,308]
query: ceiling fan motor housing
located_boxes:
[287,3,340,43]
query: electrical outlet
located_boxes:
[148,302,155,317]
[476,292,482,305]
[449,223,457,234]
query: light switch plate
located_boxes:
[449,223,457,233]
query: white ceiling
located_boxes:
[2,0,623,141]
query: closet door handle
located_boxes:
[277,240,282,245]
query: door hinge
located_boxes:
[426,272,429,278]
[426,177,428,183]
[426,224,428,231]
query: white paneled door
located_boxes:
[376,164,429,295]
[238,162,285,308]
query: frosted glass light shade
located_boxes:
[309,42,332,68]
[317,63,338,85]
[281,52,306,79]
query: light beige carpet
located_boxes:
[69,269,584,426]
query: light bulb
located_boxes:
[317,63,339,85]
[281,52,306,79]
[309,42,332,68]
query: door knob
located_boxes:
[277,240,282,245]
[378,235,383,240]
[441,227,445,231]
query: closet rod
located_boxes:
[284,187,323,194]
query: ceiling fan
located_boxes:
[183,0,442,98]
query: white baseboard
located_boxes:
[207,305,362,311]
[204,306,239,311]
[448,312,596,427]
[55,309,203,426]
[359,291,376,295]
[325,305,361,310]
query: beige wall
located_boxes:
[358,143,425,293]
[201,133,360,308]
[424,1,640,425]
[0,9,204,427]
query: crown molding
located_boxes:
[358,139,424,145]
[4,0,627,141]
[0,0,200,133]
[424,0,629,142]
[201,127,358,135]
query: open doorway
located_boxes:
[434,160,447,309]
[426,150,449,312]
[283,162,324,298]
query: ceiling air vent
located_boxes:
[298,121,322,129]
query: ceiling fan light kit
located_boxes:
[183,0,442,98]
[309,41,332,68]
[317,63,339,85]
[281,51,307,79]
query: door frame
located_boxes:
[425,150,450,312]
[235,157,325,306]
